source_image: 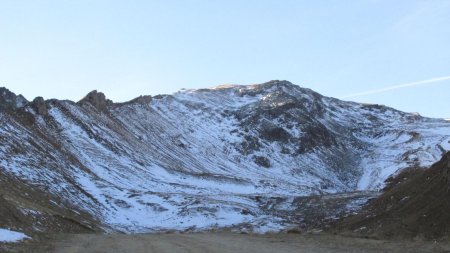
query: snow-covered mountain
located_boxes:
[0,81,449,233]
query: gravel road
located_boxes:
[13,232,450,253]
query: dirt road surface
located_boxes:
[13,232,450,253]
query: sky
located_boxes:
[0,0,449,118]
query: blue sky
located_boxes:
[0,0,449,118]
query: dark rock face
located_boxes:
[238,135,261,155]
[259,121,291,142]
[234,82,337,155]
[229,81,364,188]
[78,90,109,112]
[0,87,28,110]
[296,123,337,154]
[31,97,47,116]
[253,155,271,168]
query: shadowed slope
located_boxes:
[335,152,450,239]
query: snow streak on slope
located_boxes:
[0,81,449,233]
[0,228,29,242]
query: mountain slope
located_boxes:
[334,152,450,239]
[0,81,449,233]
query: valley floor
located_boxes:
[9,232,450,253]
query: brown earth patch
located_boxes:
[333,152,450,239]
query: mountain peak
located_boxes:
[261,80,294,86]
[242,80,297,92]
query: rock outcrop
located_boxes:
[78,90,110,112]
[0,87,28,110]
[31,97,47,116]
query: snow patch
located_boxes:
[0,228,29,243]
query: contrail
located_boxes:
[341,75,450,99]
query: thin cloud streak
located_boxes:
[341,75,450,99]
